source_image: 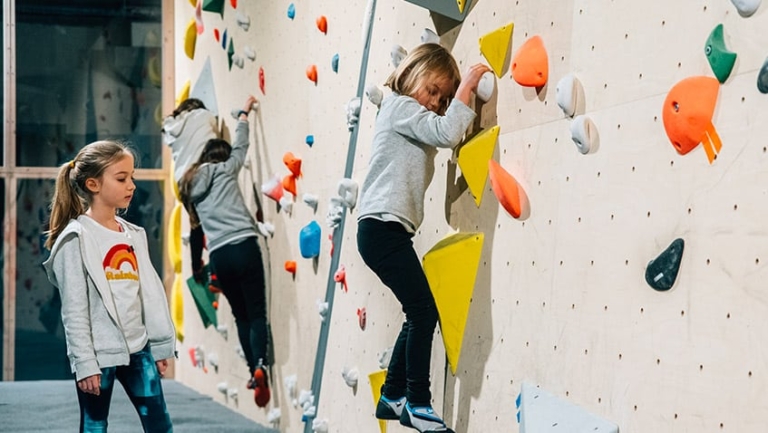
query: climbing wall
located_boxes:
[173,0,768,432]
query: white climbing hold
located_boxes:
[303,193,319,211]
[217,382,228,394]
[236,11,251,30]
[570,115,597,155]
[476,71,495,102]
[341,366,359,388]
[421,28,440,45]
[365,83,384,107]
[243,46,256,61]
[267,408,281,425]
[216,324,228,339]
[337,178,359,209]
[391,44,407,68]
[311,418,329,433]
[556,73,581,117]
[730,0,761,17]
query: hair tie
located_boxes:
[69,160,75,169]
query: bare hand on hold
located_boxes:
[455,63,492,106]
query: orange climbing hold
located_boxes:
[316,15,328,34]
[511,35,548,87]
[282,174,297,197]
[283,152,302,177]
[285,260,297,274]
[230,0,237,8]
[306,64,318,84]
[662,76,722,164]
[488,160,525,219]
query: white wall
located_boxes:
[174,0,768,432]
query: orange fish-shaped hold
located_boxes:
[511,35,548,87]
[488,159,526,219]
[285,260,297,274]
[334,264,348,292]
[283,152,302,177]
[282,174,297,197]
[662,76,722,164]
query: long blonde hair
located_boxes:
[385,43,461,113]
[45,141,135,249]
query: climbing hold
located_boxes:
[148,55,161,88]
[341,367,358,388]
[368,370,388,433]
[457,0,465,13]
[168,203,183,273]
[311,419,329,433]
[187,267,218,328]
[512,35,548,87]
[261,175,284,203]
[236,11,250,31]
[267,408,281,426]
[391,44,408,68]
[287,3,296,19]
[758,57,768,93]
[457,125,500,206]
[283,152,302,177]
[175,80,190,108]
[184,18,197,60]
[476,71,495,102]
[279,195,294,214]
[730,0,761,17]
[365,83,383,107]
[662,76,722,164]
[306,64,318,84]
[334,264,348,292]
[305,134,314,147]
[421,28,439,45]
[570,115,597,155]
[300,221,322,258]
[517,382,619,433]
[221,29,227,49]
[213,28,220,42]
[705,24,737,83]
[357,307,366,330]
[243,45,256,61]
[285,260,297,274]
[479,23,514,77]
[346,97,362,130]
[316,15,328,34]
[231,54,244,69]
[227,39,235,70]
[645,238,684,291]
[282,174,297,197]
[195,0,204,34]
[202,0,224,16]
[230,0,237,8]
[259,67,266,94]
[316,299,329,321]
[303,193,319,211]
[326,197,344,229]
[190,57,219,115]
[256,221,275,238]
[423,233,484,374]
[556,73,581,117]
[488,159,526,219]
[331,53,339,73]
[337,178,359,209]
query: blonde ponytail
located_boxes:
[45,161,85,249]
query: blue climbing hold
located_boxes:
[331,53,339,73]
[306,134,314,147]
[758,57,768,94]
[222,29,227,49]
[287,3,296,19]
[299,221,322,258]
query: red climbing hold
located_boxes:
[316,15,328,34]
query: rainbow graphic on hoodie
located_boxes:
[103,243,139,281]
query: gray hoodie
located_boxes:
[43,216,176,381]
[188,119,257,253]
[162,108,218,182]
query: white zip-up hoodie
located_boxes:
[162,108,217,182]
[43,216,176,381]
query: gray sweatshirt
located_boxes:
[188,120,257,252]
[162,108,218,182]
[357,93,476,231]
[42,216,176,381]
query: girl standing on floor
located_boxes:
[356,43,490,433]
[178,95,272,408]
[43,141,176,433]
[162,98,218,286]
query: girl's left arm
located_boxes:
[392,97,476,148]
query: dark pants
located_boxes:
[76,345,172,433]
[209,236,268,373]
[189,224,205,275]
[357,218,438,406]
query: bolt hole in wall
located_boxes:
[9,0,165,380]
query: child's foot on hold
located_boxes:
[375,394,406,420]
[208,273,222,293]
[252,366,270,407]
[400,402,454,433]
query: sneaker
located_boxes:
[399,402,454,433]
[252,366,271,407]
[375,395,406,420]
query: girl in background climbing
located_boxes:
[162,97,218,288]
[178,95,272,408]
[43,141,176,432]
[356,43,490,433]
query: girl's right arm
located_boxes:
[223,95,258,174]
[52,236,101,382]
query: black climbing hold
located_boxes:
[645,238,684,291]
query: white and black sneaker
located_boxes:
[399,402,455,432]
[375,395,406,420]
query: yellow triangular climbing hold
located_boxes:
[184,18,197,60]
[479,23,514,77]
[457,0,465,13]
[167,202,183,274]
[171,273,184,342]
[176,80,191,108]
[368,370,388,433]
[423,232,484,375]
[457,125,500,206]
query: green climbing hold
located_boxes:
[705,24,737,84]
[758,57,768,94]
[645,238,684,292]
[203,0,225,16]
[227,38,235,70]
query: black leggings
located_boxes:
[357,218,438,406]
[209,236,268,373]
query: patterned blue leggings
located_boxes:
[76,345,172,433]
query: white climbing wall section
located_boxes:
[173,0,768,432]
